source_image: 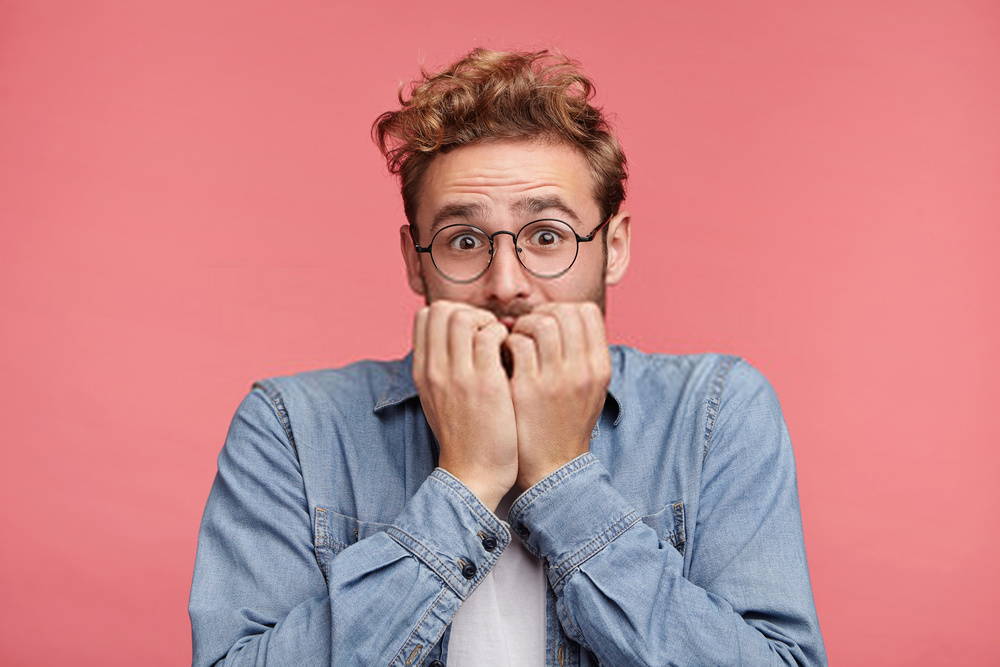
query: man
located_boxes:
[189,47,827,666]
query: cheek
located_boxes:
[542,257,604,296]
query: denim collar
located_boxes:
[373,345,625,427]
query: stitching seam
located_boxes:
[389,587,448,666]
[251,380,298,458]
[429,471,510,542]
[702,356,740,458]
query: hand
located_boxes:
[412,300,519,511]
[503,302,612,493]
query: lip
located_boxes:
[500,317,516,330]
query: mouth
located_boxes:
[500,317,516,331]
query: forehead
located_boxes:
[417,138,597,228]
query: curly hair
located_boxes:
[371,47,628,243]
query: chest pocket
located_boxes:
[312,506,392,583]
[639,500,687,555]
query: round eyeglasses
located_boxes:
[412,216,612,283]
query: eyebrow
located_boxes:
[428,194,583,236]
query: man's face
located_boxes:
[399,138,631,330]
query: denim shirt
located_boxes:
[188,344,827,666]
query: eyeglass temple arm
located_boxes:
[408,225,433,252]
[577,215,613,242]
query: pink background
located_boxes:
[2,1,998,664]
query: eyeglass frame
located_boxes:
[410,214,613,283]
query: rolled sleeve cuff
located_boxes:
[507,452,641,593]
[387,467,513,599]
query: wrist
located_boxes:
[437,464,504,512]
[463,480,503,512]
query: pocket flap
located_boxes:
[314,506,392,554]
[639,500,687,554]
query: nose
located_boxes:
[484,231,532,302]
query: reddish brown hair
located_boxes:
[371,47,628,243]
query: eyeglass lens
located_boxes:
[429,219,579,281]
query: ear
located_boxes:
[604,211,631,286]
[399,224,427,296]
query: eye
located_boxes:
[448,233,484,251]
[527,227,566,247]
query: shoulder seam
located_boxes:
[702,355,742,458]
[250,379,299,459]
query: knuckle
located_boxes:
[475,324,501,340]
[430,300,452,316]
[452,368,474,389]
[468,303,492,316]
[425,367,446,387]
[450,308,473,326]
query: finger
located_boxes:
[511,313,562,373]
[579,301,611,379]
[552,303,587,364]
[426,300,459,373]
[450,306,498,375]
[412,306,429,382]
[473,321,509,374]
[504,332,538,380]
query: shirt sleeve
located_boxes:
[188,386,512,666]
[505,358,828,666]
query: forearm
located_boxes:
[192,470,511,666]
[192,540,455,666]
[558,525,820,665]
[190,389,512,666]
[507,452,826,666]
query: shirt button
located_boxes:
[515,523,530,539]
[429,661,444,667]
[481,535,498,552]
[461,561,477,579]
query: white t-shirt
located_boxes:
[446,487,546,665]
